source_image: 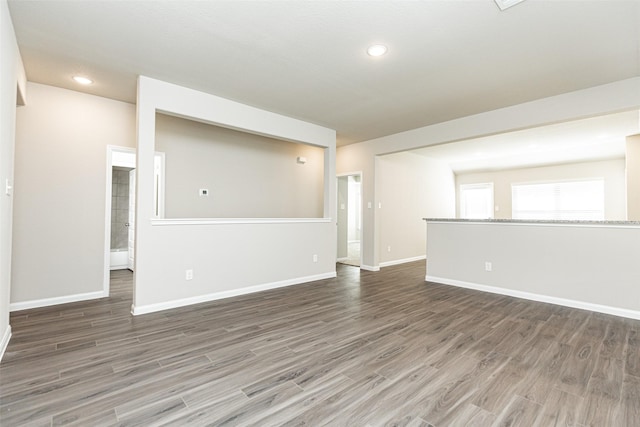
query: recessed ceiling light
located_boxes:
[367,44,388,57]
[72,76,93,85]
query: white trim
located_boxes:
[379,255,426,268]
[9,291,106,312]
[336,171,363,178]
[151,217,332,226]
[425,275,640,321]
[110,265,129,271]
[0,326,11,362]
[336,257,348,262]
[131,272,337,315]
[425,220,640,229]
[360,264,380,272]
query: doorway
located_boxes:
[103,146,164,297]
[337,173,362,267]
[104,147,136,297]
[110,166,135,270]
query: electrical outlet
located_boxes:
[387,246,391,252]
[313,254,318,263]
[485,262,492,272]
[185,269,193,280]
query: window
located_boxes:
[512,179,604,220]
[460,183,494,219]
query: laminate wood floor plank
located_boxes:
[348,365,441,426]
[376,330,461,380]
[445,403,496,427]
[625,342,640,377]
[418,352,509,426]
[240,373,356,426]
[521,342,573,407]
[2,262,640,426]
[614,374,640,426]
[473,345,547,414]
[52,408,118,427]
[253,373,382,427]
[535,387,583,427]
[555,336,600,397]
[599,320,629,359]
[491,395,542,427]
[204,380,304,426]
[579,355,624,426]
[156,391,250,427]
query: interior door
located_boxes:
[127,169,136,271]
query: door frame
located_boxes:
[336,171,363,267]
[103,145,136,296]
[127,169,136,271]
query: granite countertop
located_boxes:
[422,218,640,226]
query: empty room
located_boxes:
[1,0,640,425]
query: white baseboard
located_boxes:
[9,290,107,312]
[110,264,129,271]
[379,255,426,268]
[336,257,348,262]
[132,271,338,316]
[426,275,640,321]
[360,264,380,272]
[0,326,11,362]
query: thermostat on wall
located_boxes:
[199,189,209,196]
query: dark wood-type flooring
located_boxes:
[1,262,640,426]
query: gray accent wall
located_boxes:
[155,113,325,219]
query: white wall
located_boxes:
[377,152,455,266]
[627,134,640,220]
[426,221,640,319]
[12,83,136,308]
[0,0,26,359]
[133,77,336,314]
[456,158,627,220]
[337,77,640,269]
[155,113,324,218]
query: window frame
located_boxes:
[459,182,495,219]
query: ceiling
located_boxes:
[411,110,640,174]
[7,0,640,146]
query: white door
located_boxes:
[127,169,136,270]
